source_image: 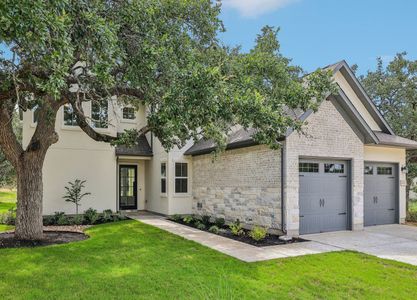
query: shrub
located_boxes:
[101,209,113,223]
[84,208,99,224]
[53,212,65,224]
[209,225,219,234]
[73,214,84,225]
[56,214,69,226]
[183,215,194,224]
[195,222,206,230]
[170,214,182,222]
[201,215,211,226]
[249,226,268,241]
[0,208,16,225]
[407,210,417,222]
[229,219,244,236]
[43,215,56,226]
[214,217,225,228]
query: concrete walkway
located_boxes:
[302,224,417,266]
[128,212,340,262]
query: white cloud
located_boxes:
[222,0,299,18]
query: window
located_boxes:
[377,167,392,175]
[324,163,344,174]
[299,162,319,173]
[122,107,135,120]
[91,100,108,128]
[32,105,39,124]
[63,104,77,126]
[161,163,167,194]
[175,163,188,193]
[364,165,373,175]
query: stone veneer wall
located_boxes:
[192,145,282,230]
[284,98,364,236]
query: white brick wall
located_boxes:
[192,145,282,229]
[284,98,364,236]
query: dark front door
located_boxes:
[119,165,137,210]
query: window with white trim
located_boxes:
[63,104,77,126]
[161,162,167,194]
[175,162,188,193]
[122,107,135,120]
[91,100,108,128]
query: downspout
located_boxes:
[281,146,286,234]
[116,155,119,212]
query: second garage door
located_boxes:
[299,159,349,235]
[364,162,398,226]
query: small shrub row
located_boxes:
[43,209,127,226]
[169,214,269,242]
[0,208,16,225]
[407,210,417,222]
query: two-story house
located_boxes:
[23,61,417,236]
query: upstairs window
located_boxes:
[161,163,167,194]
[63,104,77,126]
[122,107,135,120]
[91,100,108,129]
[32,105,39,124]
[175,163,188,193]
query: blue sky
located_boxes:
[220,0,417,74]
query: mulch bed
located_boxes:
[169,219,307,247]
[0,227,89,249]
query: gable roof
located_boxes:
[330,60,395,135]
[184,61,417,156]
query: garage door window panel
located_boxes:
[324,163,345,174]
[299,163,319,173]
[377,167,392,175]
[364,166,373,175]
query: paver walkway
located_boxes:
[128,212,340,262]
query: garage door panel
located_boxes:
[299,159,349,235]
[364,162,397,226]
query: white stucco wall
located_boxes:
[334,71,382,131]
[364,146,407,223]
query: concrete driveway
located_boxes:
[302,224,417,266]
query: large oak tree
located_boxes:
[0,0,333,240]
[358,53,417,210]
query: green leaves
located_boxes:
[1,0,335,153]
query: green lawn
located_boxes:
[0,221,416,299]
[410,201,417,212]
[0,190,16,213]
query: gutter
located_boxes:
[281,146,286,234]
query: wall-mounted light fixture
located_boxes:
[401,165,408,174]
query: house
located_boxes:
[22,61,417,236]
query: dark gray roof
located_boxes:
[115,134,153,156]
[184,128,260,156]
[374,131,417,150]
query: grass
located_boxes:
[410,201,417,212]
[0,224,13,232]
[0,220,416,299]
[0,190,16,214]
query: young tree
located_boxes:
[358,53,417,210]
[0,1,334,240]
[63,179,91,215]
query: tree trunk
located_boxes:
[14,154,45,240]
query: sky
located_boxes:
[220,0,417,75]
[1,1,415,76]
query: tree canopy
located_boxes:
[358,53,417,205]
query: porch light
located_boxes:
[401,165,408,174]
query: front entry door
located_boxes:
[119,165,137,210]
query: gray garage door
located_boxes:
[364,162,398,226]
[299,159,349,235]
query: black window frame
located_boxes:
[91,99,109,129]
[175,162,188,194]
[63,104,77,126]
[122,107,136,120]
[161,162,167,194]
